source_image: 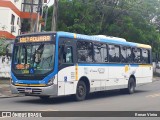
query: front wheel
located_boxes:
[75,81,87,101]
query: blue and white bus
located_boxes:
[10,31,152,101]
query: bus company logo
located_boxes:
[98,68,105,74]
[1,112,42,118]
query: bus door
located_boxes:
[58,38,76,95]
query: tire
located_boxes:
[39,96,50,100]
[127,77,136,94]
[75,81,87,101]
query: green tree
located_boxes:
[45,0,160,53]
[0,36,6,55]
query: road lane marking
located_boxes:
[146,93,160,98]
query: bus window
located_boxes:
[77,41,93,63]
[133,48,141,63]
[94,43,108,63]
[142,49,149,64]
[126,47,132,63]
[65,47,73,63]
[121,46,127,63]
[109,45,120,62]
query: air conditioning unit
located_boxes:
[11,25,16,32]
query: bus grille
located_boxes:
[17,88,42,94]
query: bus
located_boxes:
[10,31,153,101]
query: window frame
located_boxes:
[93,42,108,63]
[132,47,142,64]
[141,48,150,64]
[108,44,120,63]
[76,40,152,65]
[11,14,15,25]
[64,46,73,64]
[77,40,94,63]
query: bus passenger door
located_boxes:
[58,38,76,96]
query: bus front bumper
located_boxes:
[10,84,58,96]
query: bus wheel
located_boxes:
[39,96,50,100]
[75,81,87,101]
[127,77,136,94]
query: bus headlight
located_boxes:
[47,77,55,86]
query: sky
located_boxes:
[46,0,54,6]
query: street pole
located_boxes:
[30,0,34,32]
[44,6,48,30]
[51,0,58,31]
[36,0,41,32]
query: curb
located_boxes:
[0,93,22,98]
[153,77,160,81]
[0,84,23,98]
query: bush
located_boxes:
[0,36,6,56]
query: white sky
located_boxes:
[46,0,54,6]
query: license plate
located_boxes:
[25,88,32,93]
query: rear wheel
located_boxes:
[75,81,87,101]
[120,77,136,94]
[127,77,136,94]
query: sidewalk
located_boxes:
[0,79,20,98]
[153,77,160,81]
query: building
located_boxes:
[0,0,47,39]
[0,0,47,78]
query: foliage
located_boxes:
[0,36,6,55]
[45,0,160,53]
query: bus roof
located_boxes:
[56,31,151,49]
[92,35,127,42]
[17,31,56,37]
[16,31,151,49]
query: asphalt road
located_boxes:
[0,79,160,119]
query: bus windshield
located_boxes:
[12,42,55,76]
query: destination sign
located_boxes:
[19,35,51,43]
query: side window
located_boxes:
[94,43,108,63]
[65,47,73,63]
[132,48,141,63]
[77,41,93,62]
[11,14,15,25]
[126,47,132,63]
[142,49,149,64]
[121,46,127,63]
[109,45,120,62]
